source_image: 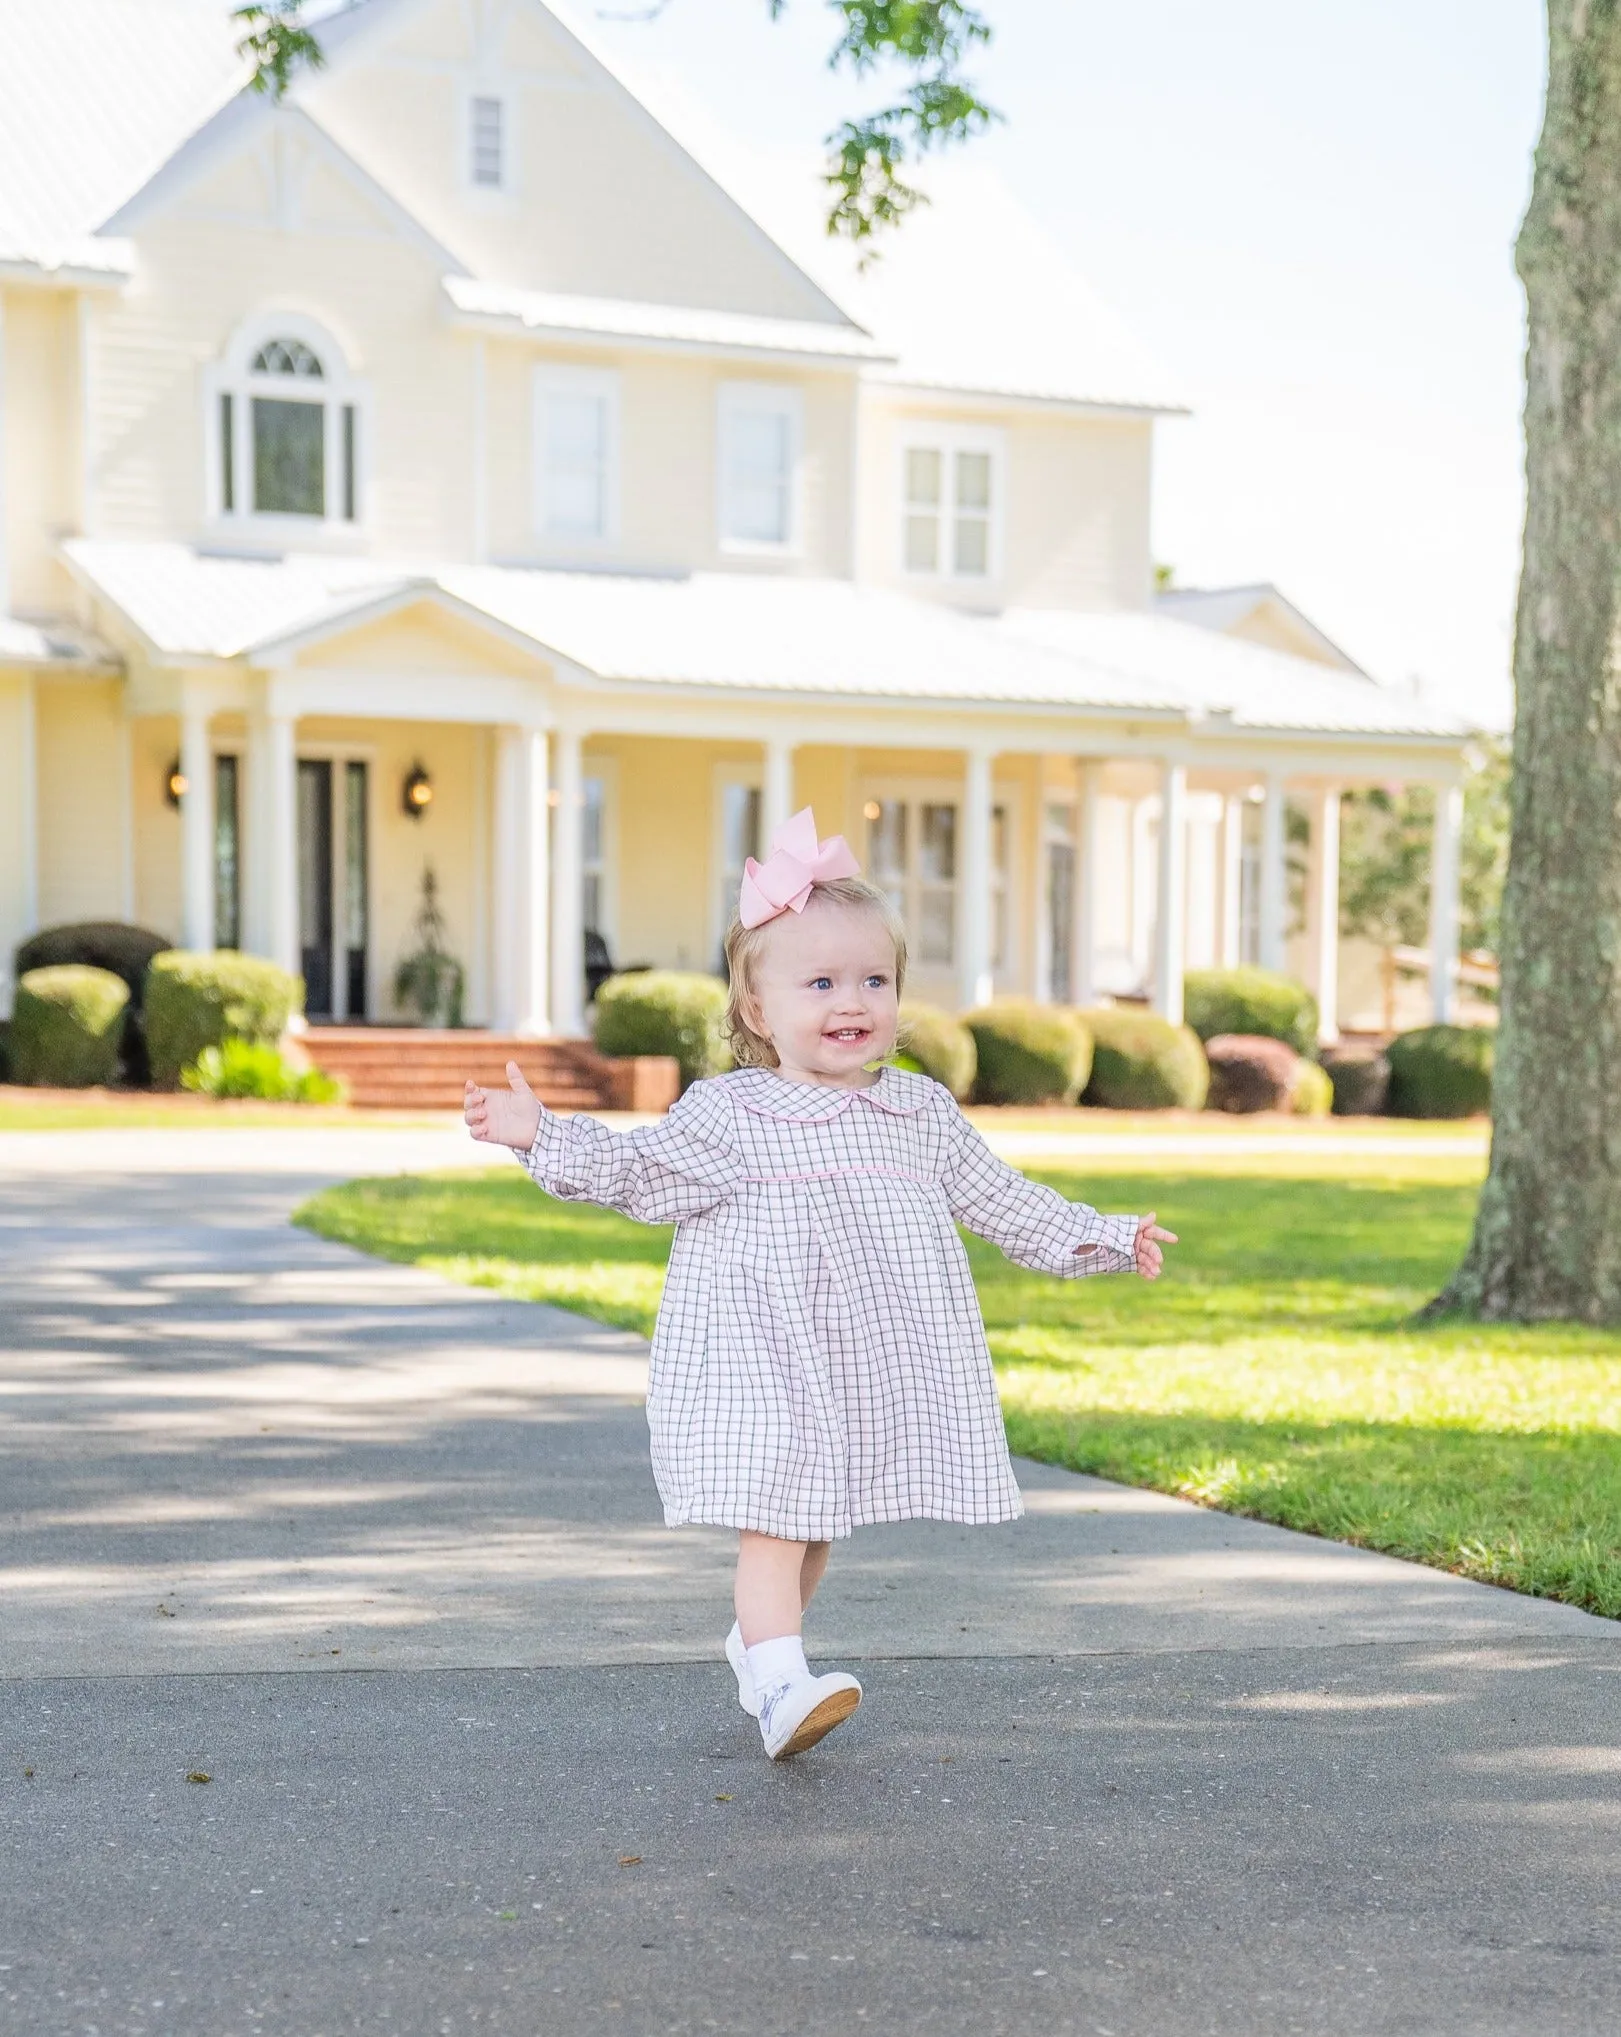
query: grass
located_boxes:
[0,1086,440,1131]
[294,1143,1621,1620]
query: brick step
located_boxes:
[300,1028,679,1114]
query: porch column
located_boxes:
[179,692,215,953]
[1309,784,1342,1043]
[493,725,550,1035]
[1258,768,1288,973]
[1153,757,1187,1024]
[1073,759,1102,1008]
[960,747,996,1010]
[265,710,298,979]
[761,737,795,847]
[1220,791,1244,967]
[551,725,586,1037]
[1429,778,1464,1024]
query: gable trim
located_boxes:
[97,98,470,277]
[246,577,584,676]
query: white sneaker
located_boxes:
[757,1671,862,1761]
[724,1621,760,1717]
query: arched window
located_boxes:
[210,317,363,529]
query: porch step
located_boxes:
[301,1028,679,1114]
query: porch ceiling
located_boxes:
[61,538,1472,748]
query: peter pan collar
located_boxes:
[726,1064,937,1121]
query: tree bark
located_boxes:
[1438,0,1621,1318]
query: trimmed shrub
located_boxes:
[1082,1007,1209,1111]
[15,922,172,1084]
[1386,1024,1494,1119]
[895,1003,977,1101]
[1184,967,1319,1057]
[145,951,303,1089]
[1291,1060,1334,1117]
[1321,1044,1391,1117]
[593,971,731,1089]
[1204,1033,1303,1114]
[964,999,1091,1106]
[9,965,129,1087]
[181,1038,344,1104]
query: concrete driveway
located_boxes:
[1,1128,1615,2036]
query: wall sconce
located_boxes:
[403,763,434,820]
[165,758,188,808]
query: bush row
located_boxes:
[7,932,1493,1120]
[584,968,1491,1120]
[7,930,304,1092]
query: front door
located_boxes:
[297,758,369,1020]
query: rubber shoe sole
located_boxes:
[766,1677,862,1760]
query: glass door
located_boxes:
[297,760,334,1018]
[298,758,370,1021]
[343,759,368,1020]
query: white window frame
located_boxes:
[579,756,619,952]
[532,365,622,546]
[203,310,369,543]
[462,85,516,199]
[716,381,803,556]
[861,775,1021,983]
[711,762,764,962]
[897,423,1005,584]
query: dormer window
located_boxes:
[209,315,365,532]
[468,92,510,192]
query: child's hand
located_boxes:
[464,1061,543,1151]
[1134,1211,1178,1280]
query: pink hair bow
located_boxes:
[738,806,860,929]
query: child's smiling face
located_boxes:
[743,898,901,1087]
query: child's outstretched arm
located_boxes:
[465,1062,739,1224]
[942,1107,1175,1280]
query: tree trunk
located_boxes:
[1438,0,1621,1320]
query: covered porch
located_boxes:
[17,545,1475,1061]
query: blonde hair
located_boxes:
[723,876,908,1068]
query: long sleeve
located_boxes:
[942,1107,1138,1278]
[516,1077,741,1225]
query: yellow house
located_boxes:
[0,0,1471,1050]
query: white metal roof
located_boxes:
[443,277,888,367]
[0,0,244,267]
[63,540,1467,743]
[707,154,1189,417]
[1153,582,1366,674]
[998,608,1456,738]
[0,613,119,669]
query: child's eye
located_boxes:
[864,974,889,989]
[810,976,833,991]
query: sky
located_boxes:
[567,0,1546,727]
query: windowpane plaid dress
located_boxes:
[518,1065,1140,1542]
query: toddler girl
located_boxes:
[464,808,1175,1761]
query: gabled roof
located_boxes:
[1154,583,1365,674]
[100,97,471,277]
[0,0,1171,416]
[61,539,1469,743]
[0,0,244,268]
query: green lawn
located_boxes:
[294,1149,1621,1619]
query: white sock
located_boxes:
[745,1635,808,1693]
